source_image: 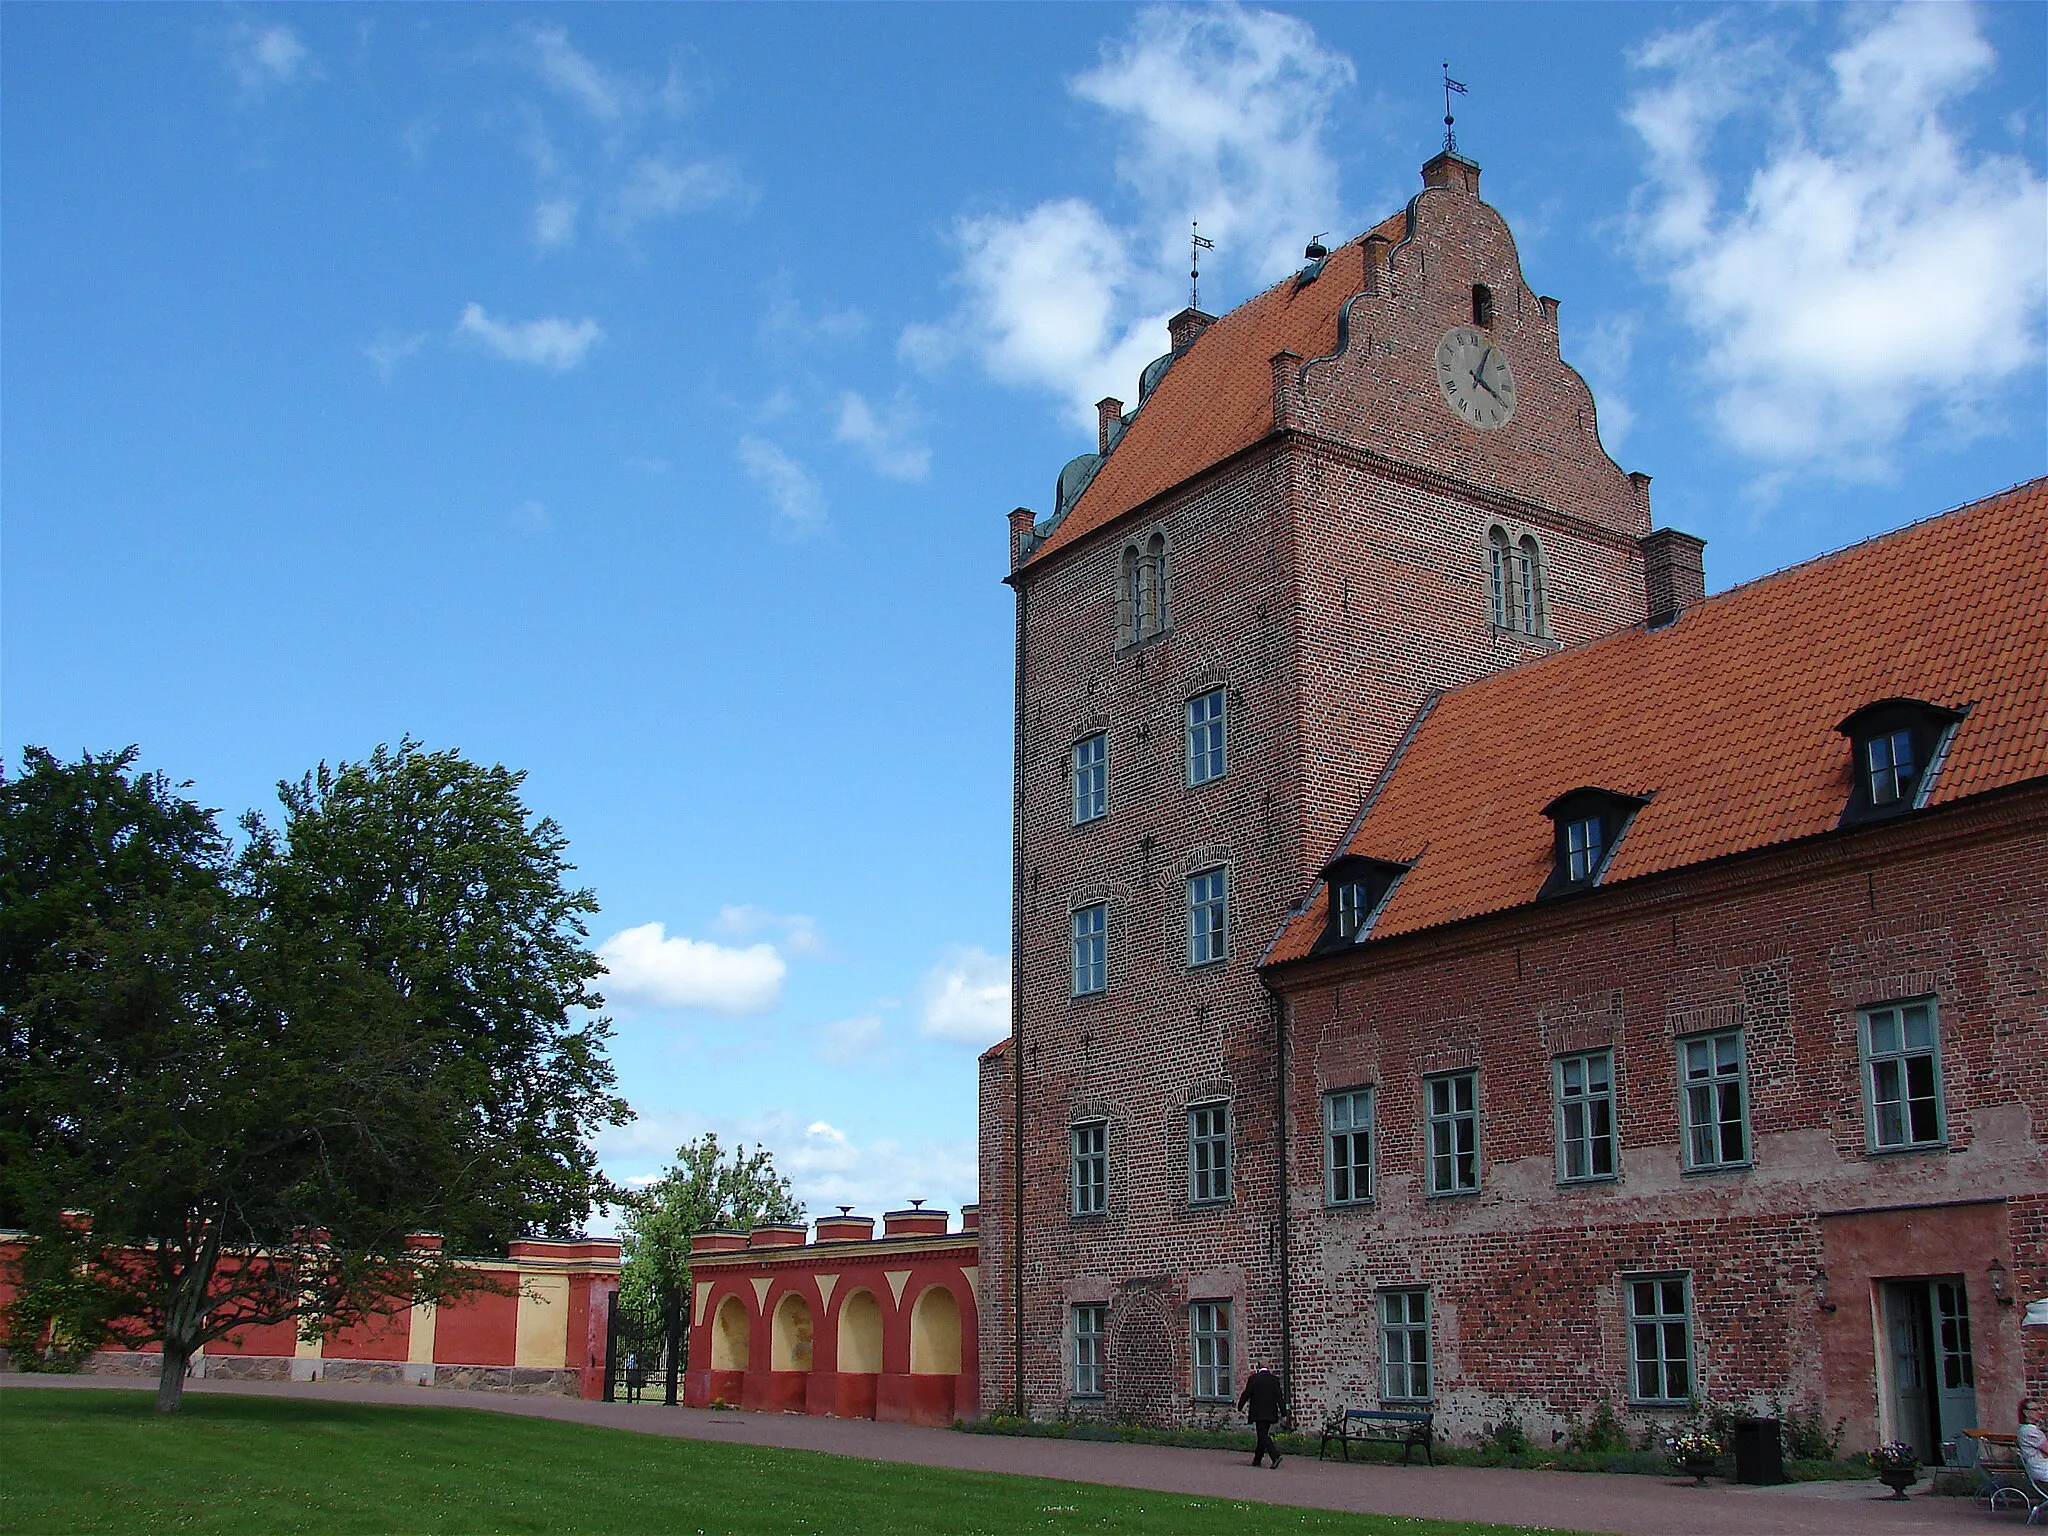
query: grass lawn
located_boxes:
[1,1390,1565,1536]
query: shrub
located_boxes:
[1778,1400,1846,1461]
[1484,1413,1530,1456]
[1565,1397,1630,1454]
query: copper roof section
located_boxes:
[1268,478,2048,963]
[1023,211,1409,568]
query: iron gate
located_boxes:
[602,1288,684,1404]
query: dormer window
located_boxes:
[1540,789,1647,898]
[1835,699,1964,826]
[1564,813,1604,883]
[1313,856,1409,952]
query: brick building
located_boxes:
[978,146,2047,1455]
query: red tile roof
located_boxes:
[1268,478,2048,964]
[1025,212,1409,568]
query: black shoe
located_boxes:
[1271,1456,1282,1469]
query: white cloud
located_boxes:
[835,391,932,481]
[1571,313,1638,451]
[594,1109,978,1223]
[597,921,785,1015]
[775,1118,977,1218]
[1625,5,2047,474]
[918,945,1010,1047]
[524,23,633,126]
[612,155,750,232]
[816,1014,885,1067]
[223,20,313,99]
[1071,5,1354,281]
[761,293,868,351]
[532,196,579,250]
[361,329,428,382]
[736,435,827,541]
[455,303,603,371]
[909,6,1355,423]
[712,904,825,956]
[511,498,550,534]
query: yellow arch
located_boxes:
[710,1294,750,1371]
[909,1284,961,1376]
[771,1291,815,1373]
[836,1289,884,1374]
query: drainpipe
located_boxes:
[1273,989,1293,1416]
[1011,577,1029,1418]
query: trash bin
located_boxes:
[1733,1417,1785,1485]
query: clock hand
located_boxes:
[1468,362,1505,403]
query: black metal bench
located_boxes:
[1318,1407,1435,1465]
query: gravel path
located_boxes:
[4,1372,1998,1536]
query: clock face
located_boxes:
[1434,327,1516,429]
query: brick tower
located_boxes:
[980,151,1664,1422]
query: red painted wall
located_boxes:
[432,1284,519,1367]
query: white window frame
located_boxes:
[1186,689,1226,786]
[1865,728,1916,807]
[1325,1088,1374,1206]
[1424,1070,1480,1196]
[1188,1101,1231,1204]
[1555,1050,1617,1183]
[1860,998,1946,1152]
[1679,1029,1750,1171]
[1072,1303,1107,1398]
[1565,814,1605,882]
[1187,867,1228,966]
[1070,903,1107,997]
[1379,1288,1431,1402]
[1191,1300,1232,1401]
[1070,1121,1107,1217]
[1333,880,1371,940]
[1073,733,1107,824]
[1625,1273,1693,1406]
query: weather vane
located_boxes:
[1442,62,1467,155]
[1190,222,1215,310]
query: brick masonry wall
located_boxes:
[1271,788,2048,1449]
[983,160,1670,1425]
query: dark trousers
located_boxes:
[1252,1419,1280,1465]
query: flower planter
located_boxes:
[1679,1457,1715,1486]
[1878,1467,1917,1499]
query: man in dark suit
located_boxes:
[1237,1362,1285,1467]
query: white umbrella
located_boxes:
[2024,1298,2048,1327]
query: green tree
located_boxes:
[0,742,631,1411]
[618,1135,802,1316]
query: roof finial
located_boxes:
[1442,62,1467,156]
[1190,221,1215,310]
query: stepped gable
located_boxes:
[1024,210,1408,568]
[1268,477,2048,961]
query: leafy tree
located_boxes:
[0,742,631,1410]
[618,1135,802,1316]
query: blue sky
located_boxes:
[5,3,2043,1226]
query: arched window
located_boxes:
[1146,532,1169,635]
[1488,528,1511,628]
[1472,283,1496,328]
[1120,531,1170,645]
[1515,535,1544,634]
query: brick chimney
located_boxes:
[1097,397,1124,454]
[1168,307,1216,353]
[1641,528,1707,628]
[1421,151,1481,196]
[1008,506,1036,569]
[1362,235,1392,295]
